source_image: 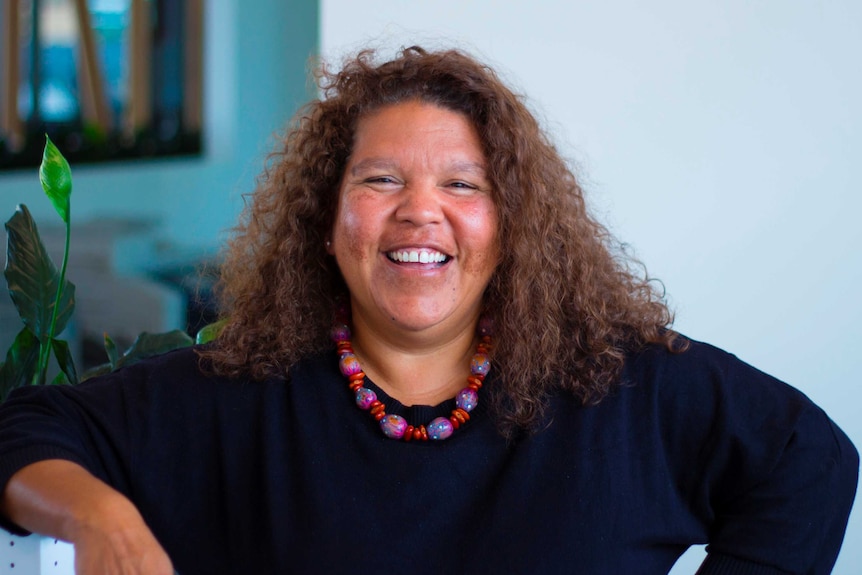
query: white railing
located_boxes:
[0,532,74,575]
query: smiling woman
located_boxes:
[0,46,857,575]
[329,102,499,401]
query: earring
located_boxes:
[325,240,332,248]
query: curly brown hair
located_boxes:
[199,45,684,437]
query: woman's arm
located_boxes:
[1,459,173,575]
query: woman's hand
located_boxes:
[70,516,173,575]
[1,460,174,574]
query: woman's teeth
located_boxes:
[387,250,449,264]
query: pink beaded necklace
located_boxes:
[330,316,493,442]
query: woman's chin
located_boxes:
[375,302,462,335]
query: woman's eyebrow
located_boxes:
[349,158,488,177]
[449,161,488,177]
[349,158,396,176]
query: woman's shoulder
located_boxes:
[616,336,856,463]
[622,336,809,405]
[611,336,835,450]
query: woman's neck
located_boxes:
[349,321,478,407]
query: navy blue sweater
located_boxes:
[0,340,857,574]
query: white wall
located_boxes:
[322,1,861,573]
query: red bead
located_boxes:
[404,425,415,442]
[373,411,386,421]
[449,416,460,429]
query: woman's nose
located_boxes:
[394,182,443,225]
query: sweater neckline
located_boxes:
[360,376,461,424]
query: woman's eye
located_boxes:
[366,176,397,184]
[448,181,478,191]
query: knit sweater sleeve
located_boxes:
[646,341,859,575]
[0,349,189,535]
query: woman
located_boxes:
[0,46,857,575]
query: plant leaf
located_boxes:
[51,338,78,385]
[4,205,76,340]
[104,332,119,369]
[117,330,194,369]
[80,362,112,382]
[51,371,69,385]
[78,331,193,382]
[39,136,72,224]
[195,319,227,345]
[0,327,40,400]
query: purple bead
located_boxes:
[470,352,490,376]
[339,353,362,377]
[355,387,377,410]
[379,414,408,439]
[456,387,479,412]
[427,417,454,440]
[330,323,351,343]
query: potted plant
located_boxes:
[1,135,202,573]
[0,137,220,401]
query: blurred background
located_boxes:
[2,1,859,573]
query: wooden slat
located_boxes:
[124,0,152,139]
[72,0,113,134]
[1,0,24,151]
[183,0,203,133]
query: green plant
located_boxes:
[0,137,219,401]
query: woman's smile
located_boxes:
[386,248,450,265]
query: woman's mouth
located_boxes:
[386,249,450,265]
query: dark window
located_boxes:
[0,0,203,170]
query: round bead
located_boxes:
[427,417,454,440]
[455,387,479,412]
[452,409,466,424]
[339,353,363,377]
[355,387,377,410]
[470,352,491,376]
[330,323,351,343]
[379,414,408,439]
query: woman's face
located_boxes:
[330,101,500,340]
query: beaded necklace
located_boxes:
[330,317,493,442]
